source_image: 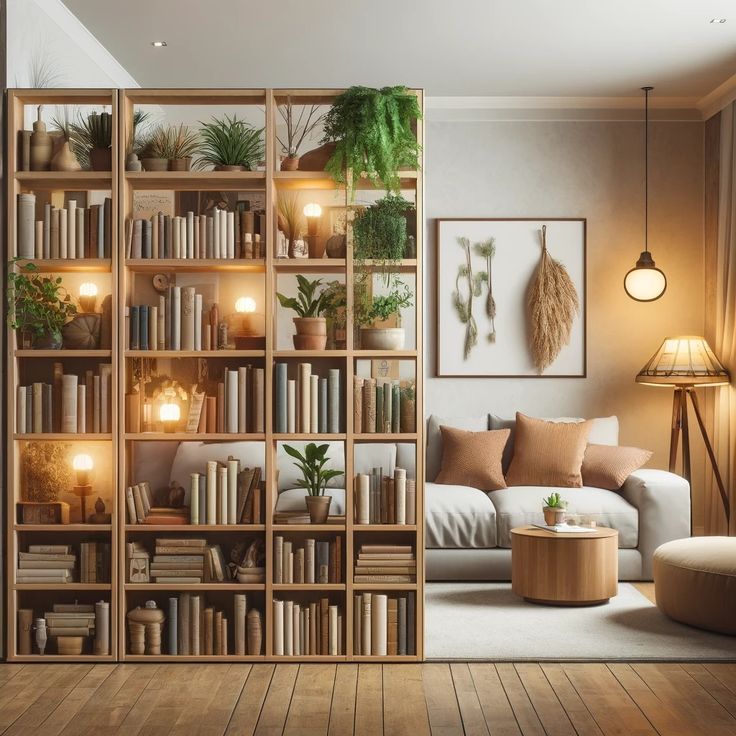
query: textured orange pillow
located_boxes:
[505,413,591,487]
[435,426,510,491]
[582,444,652,490]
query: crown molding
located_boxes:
[697,72,736,120]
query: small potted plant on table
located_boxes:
[277,274,334,350]
[542,492,567,526]
[284,443,344,524]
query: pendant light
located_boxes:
[624,86,667,302]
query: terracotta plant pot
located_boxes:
[306,495,332,524]
[543,507,566,526]
[293,317,327,350]
[360,327,405,351]
[89,147,112,171]
[280,155,300,171]
[168,157,191,171]
[141,157,168,172]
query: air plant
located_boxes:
[68,110,113,167]
[163,124,200,160]
[452,237,487,359]
[276,97,326,158]
[474,237,497,342]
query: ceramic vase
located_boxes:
[126,152,142,171]
[359,327,405,351]
[141,157,168,172]
[51,140,81,171]
[34,618,47,654]
[30,109,52,171]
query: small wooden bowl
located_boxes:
[56,636,84,655]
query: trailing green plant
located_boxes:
[277,97,326,158]
[353,194,413,263]
[195,114,264,170]
[474,238,497,342]
[276,275,333,318]
[6,259,77,338]
[68,111,112,166]
[321,86,422,193]
[355,279,413,326]
[283,442,344,497]
[543,492,567,509]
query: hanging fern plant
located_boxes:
[321,86,422,194]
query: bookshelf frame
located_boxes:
[6,87,424,662]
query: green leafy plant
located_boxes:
[196,114,264,170]
[355,279,413,326]
[543,492,567,509]
[322,86,422,193]
[283,443,344,497]
[6,260,77,338]
[68,111,112,166]
[353,194,413,262]
[276,275,333,318]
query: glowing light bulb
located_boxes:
[235,296,257,313]
[79,283,98,297]
[78,282,99,312]
[160,402,180,432]
[303,203,322,218]
[72,453,94,485]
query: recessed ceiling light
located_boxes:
[710,18,727,23]
[151,40,167,47]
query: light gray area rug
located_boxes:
[425,583,736,661]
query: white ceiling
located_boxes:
[57,0,736,102]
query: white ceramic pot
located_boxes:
[360,327,405,351]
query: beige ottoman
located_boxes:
[653,537,736,636]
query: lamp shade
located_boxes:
[636,336,730,387]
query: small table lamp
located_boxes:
[71,453,94,523]
[636,336,730,527]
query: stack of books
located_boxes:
[79,542,111,583]
[273,536,342,584]
[354,592,415,656]
[189,462,263,525]
[353,377,404,434]
[126,206,266,261]
[17,544,76,584]
[150,538,207,583]
[16,362,112,434]
[353,544,416,583]
[273,362,341,433]
[272,598,341,656]
[45,604,97,638]
[354,468,416,525]
[17,194,113,260]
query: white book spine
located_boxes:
[157,296,166,350]
[76,206,85,258]
[284,600,293,656]
[220,210,227,258]
[218,465,228,524]
[190,473,199,524]
[356,474,370,524]
[299,363,311,433]
[149,305,158,352]
[227,212,235,258]
[371,594,388,656]
[61,374,78,433]
[287,380,296,433]
[273,600,284,656]
[395,468,407,525]
[77,385,86,433]
[194,294,203,350]
[17,193,36,258]
[226,369,238,433]
[181,286,195,351]
[43,203,51,258]
[213,210,221,258]
[151,213,159,259]
[227,459,238,524]
[171,286,181,350]
[237,367,247,433]
[186,211,194,259]
[310,375,319,433]
[173,216,181,259]
[180,217,187,259]
[35,221,43,259]
[206,461,217,524]
[59,208,67,259]
[67,200,77,259]
[16,386,26,433]
[329,606,338,655]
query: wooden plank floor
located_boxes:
[0,663,735,735]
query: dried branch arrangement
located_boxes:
[474,238,497,343]
[452,237,487,359]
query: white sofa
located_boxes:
[425,414,690,582]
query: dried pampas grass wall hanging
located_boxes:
[528,225,580,373]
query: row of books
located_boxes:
[125,366,266,434]
[16,364,112,434]
[353,544,416,584]
[17,194,113,260]
[272,598,342,656]
[354,593,415,656]
[126,207,266,261]
[17,544,76,584]
[355,468,416,525]
[274,363,341,434]
[273,536,342,584]
[354,377,407,434]
[137,594,263,655]
[18,602,110,656]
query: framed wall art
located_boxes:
[435,218,586,377]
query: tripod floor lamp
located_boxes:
[636,336,731,531]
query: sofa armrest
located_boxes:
[621,469,690,579]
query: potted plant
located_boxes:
[139,124,172,171]
[356,279,413,350]
[321,86,422,193]
[542,492,568,526]
[283,443,344,524]
[277,192,303,256]
[196,114,264,171]
[125,109,151,171]
[69,111,113,171]
[7,260,77,349]
[165,124,200,171]
[321,280,347,349]
[276,97,326,170]
[353,194,413,263]
[276,275,333,350]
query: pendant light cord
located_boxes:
[643,86,652,254]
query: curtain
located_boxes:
[709,103,736,535]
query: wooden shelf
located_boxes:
[354,433,418,441]
[273,170,418,190]
[125,170,265,190]
[274,259,345,272]
[274,350,348,358]
[15,170,112,189]
[272,584,345,591]
[352,350,418,358]
[124,432,266,441]
[125,583,265,591]
[15,349,112,358]
[123,654,266,662]
[13,258,112,273]
[125,524,265,532]
[9,654,117,662]
[353,525,417,532]
[127,258,265,272]
[13,583,112,591]
[14,524,112,532]
[125,349,265,358]
[271,524,346,532]
[14,433,113,441]
[351,583,418,590]
[272,433,347,440]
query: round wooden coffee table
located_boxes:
[511,526,618,606]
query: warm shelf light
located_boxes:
[72,453,94,486]
[303,203,322,257]
[303,203,322,219]
[235,296,257,314]
[79,282,98,312]
[159,402,181,432]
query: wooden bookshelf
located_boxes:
[6,87,424,663]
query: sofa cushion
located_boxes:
[435,426,509,491]
[427,414,489,482]
[582,444,652,490]
[489,485,639,549]
[275,487,346,515]
[425,482,497,549]
[491,414,619,472]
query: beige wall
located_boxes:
[424,117,707,530]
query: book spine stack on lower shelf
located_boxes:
[17,194,113,259]
[126,208,266,261]
[273,363,341,434]
[354,468,416,525]
[272,598,342,656]
[273,536,342,584]
[187,462,262,525]
[354,377,405,434]
[353,593,415,656]
[79,542,111,583]
[151,538,207,584]
[353,544,416,583]
[16,363,112,434]
[16,544,76,584]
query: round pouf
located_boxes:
[653,537,736,635]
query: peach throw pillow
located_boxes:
[435,426,510,491]
[582,444,652,490]
[505,413,591,487]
